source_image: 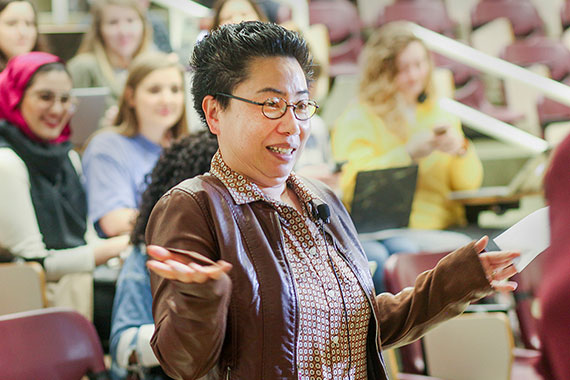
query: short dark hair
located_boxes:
[132,131,219,246]
[190,21,314,125]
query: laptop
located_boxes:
[449,154,548,201]
[349,165,418,234]
[69,87,110,149]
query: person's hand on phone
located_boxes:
[405,130,436,161]
[432,125,466,156]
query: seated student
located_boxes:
[82,52,188,238]
[538,133,570,380]
[333,21,482,231]
[0,0,47,71]
[0,52,128,318]
[110,131,218,380]
[67,0,152,105]
[332,22,483,291]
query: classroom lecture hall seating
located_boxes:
[471,0,544,38]
[0,307,110,380]
[376,0,456,36]
[309,0,363,77]
[383,251,543,379]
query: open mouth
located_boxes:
[42,118,62,128]
[267,146,295,155]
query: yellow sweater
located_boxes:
[332,101,483,229]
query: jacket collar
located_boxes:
[209,150,325,215]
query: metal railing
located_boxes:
[411,24,570,107]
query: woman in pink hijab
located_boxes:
[0,52,128,317]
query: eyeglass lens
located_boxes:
[35,91,75,108]
[262,98,317,120]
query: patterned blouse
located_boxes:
[210,150,371,380]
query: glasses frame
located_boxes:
[216,92,319,121]
[28,90,78,112]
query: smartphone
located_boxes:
[433,125,448,136]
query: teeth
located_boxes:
[268,146,293,154]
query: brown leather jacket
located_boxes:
[146,174,492,380]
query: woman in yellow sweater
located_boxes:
[333,22,482,230]
[332,22,483,291]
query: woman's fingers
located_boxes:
[146,245,204,265]
[475,238,521,292]
[146,260,188,280]
[473,235,489,253]
[492,264,518,282]
[146,256,232,284]
[490,280,518,292]
[146,245,173,261]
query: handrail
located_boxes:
[411,23,570,107]
[439,98,550,154]
[49,0,209,24]
[151,0,210,18]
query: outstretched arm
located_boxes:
[146,189,232,379]
[376,236,519,349]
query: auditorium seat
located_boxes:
[0,307,109,380]
[377,1,456,36]
[500,37,570,82]
[0,262,46,316]
[309,0,363,77]
[471,0,544,38]
[383,250,542,378]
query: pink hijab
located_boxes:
[0,52,71,144]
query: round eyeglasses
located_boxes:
[29,90,78,112]
[216,92,319,121]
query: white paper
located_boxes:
[493,206,550,272]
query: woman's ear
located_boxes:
[202,95,222,135]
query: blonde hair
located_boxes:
[77,0,152,90]
[359,21,434,137]
[114,52,188,141]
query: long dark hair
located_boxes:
[131,131,219,246]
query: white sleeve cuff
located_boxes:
[136,324,159,367]
[116,327,138,368]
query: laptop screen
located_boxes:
[350,165,418,233]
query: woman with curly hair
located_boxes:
[332,22,484,291]
[110,130,218,380]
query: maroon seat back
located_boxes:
[471,0,544,38]
[0,307,109,380]
[383,251,449,374]
[537,96,570,130]
[377,2,455,36]
[309,0,363,77]
[500,37,570,81]
[432,52,479,87]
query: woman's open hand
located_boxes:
[146,245,232,283]
[474,236,520,292]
